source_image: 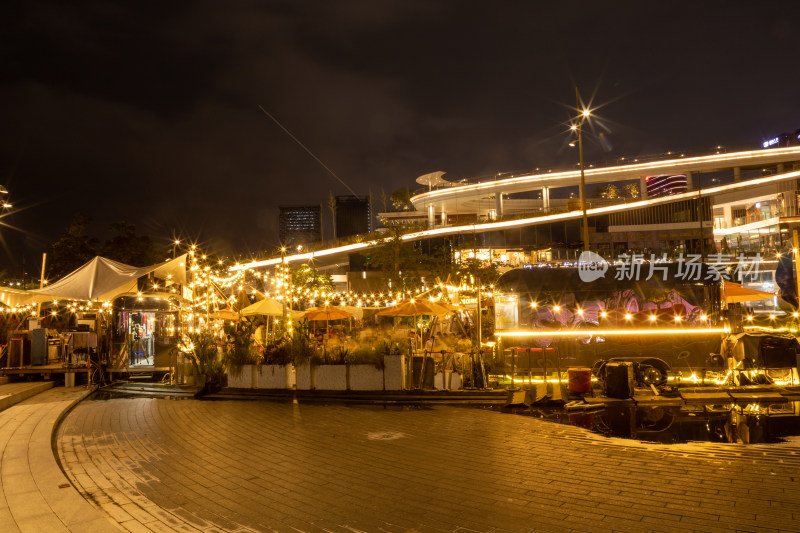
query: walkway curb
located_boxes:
[0,382,55,413]
[0,386,121,532]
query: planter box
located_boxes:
[434,371,462,391]
[227,364,257,388]
[296,363,314,390]
[348,364,384,391]
[383,355,406,390]
[178,362,194,385]
[256,364,295,389]
[315,365,348,390]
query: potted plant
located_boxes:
[378,340,407,391]
[224,320,261,388]
[257,339,295,389]
[185,330,225,395]
[291,332,322,390]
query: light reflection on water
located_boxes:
[499,400,800,444]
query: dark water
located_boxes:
[499,400,800,444]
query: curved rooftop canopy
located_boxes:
[415,171,452,189]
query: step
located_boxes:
[0,381,56,412]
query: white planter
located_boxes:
[348,364,384,391]
[228,364,257,388]
[434,371,462,391]
[296,363,314,390]
[178,362,194,385]
[256,364,294,389]
[315,365,348,390]
[383,355,406,390]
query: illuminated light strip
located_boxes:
[494,328,729,337]
[231,242,372,271]
[412,146,800,202]
[230,168,800,273]
[744,325,796,333]
[399,169,800,241]
[505,376,593,384]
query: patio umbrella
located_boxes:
[427,301,469,338]
[436,301,464,313]
[724,282,777,304]
[378,299,451,388]
[302,305,353,335]
[378,299,449,345]
[377,299,449,318]
[240,297,285,317]
[241,297,302,338]
[209,307,239,321]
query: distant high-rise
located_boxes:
[279,205,321,246]
[335,195,371,238]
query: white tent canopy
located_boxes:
[0,286,49,308]
[8,254,189,305]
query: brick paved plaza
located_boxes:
[56,396,800,533]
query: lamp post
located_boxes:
[570,88,591,252]
[280,246,288,335]
[0,185,11,209]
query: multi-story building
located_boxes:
[278,205,321,247]
[335,195,371,238]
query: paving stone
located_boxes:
[46,395,800,532]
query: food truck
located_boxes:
[493,262,799,388]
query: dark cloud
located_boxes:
[1,0,800,275]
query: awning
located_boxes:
[724,282,777,304]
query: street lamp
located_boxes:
[570,88,591,251]
[0,185,11,209]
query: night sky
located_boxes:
[1,1,799,277]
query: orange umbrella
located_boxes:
[378,299,451,382]
[302,305,353,336]
[209,307,239,321]
[377,299,449,317]
[723,282,776,304]
[302,305,353,321]
[436,301,465,313]
[377,300,450,341]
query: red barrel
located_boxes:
[567,367,592,393]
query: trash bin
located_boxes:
[604,362,634,399]
[567,367,592,393]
